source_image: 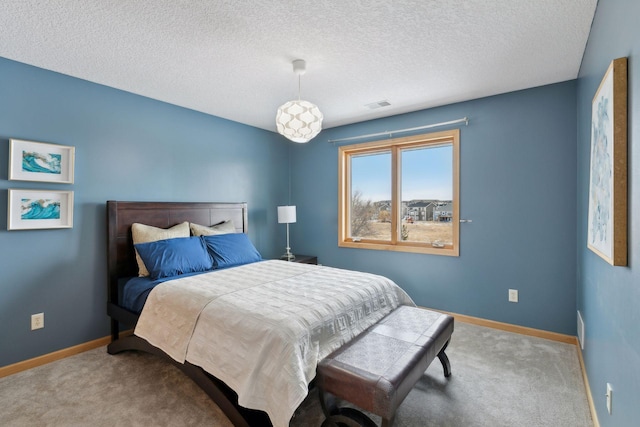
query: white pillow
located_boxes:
[131,221,190,277]
[190,220,236,236]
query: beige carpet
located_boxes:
[0,322,592,426]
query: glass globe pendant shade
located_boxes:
[276,99,323,143]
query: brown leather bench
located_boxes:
[316,306,454,427]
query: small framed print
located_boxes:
[7,189,74,230]
[9,139,75,184]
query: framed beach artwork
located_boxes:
[7,189,74,230]
[9,139,75,184]
[587,57,627,266]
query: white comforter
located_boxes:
[134,260,414,427]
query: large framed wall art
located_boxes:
[7,189,74,230]
[587,57,628,266]
[9,139,75,184]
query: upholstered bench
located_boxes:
[316,306,454,427]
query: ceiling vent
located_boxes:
[365,100,391,110]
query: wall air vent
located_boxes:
[365,100,391,110]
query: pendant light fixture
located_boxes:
[276,59,323,143]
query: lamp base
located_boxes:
[280,252,296,261]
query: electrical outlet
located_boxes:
[606,383,613,414]
[508,289,518,303]
[31,313,44,330]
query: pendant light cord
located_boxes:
[288,145,292,204]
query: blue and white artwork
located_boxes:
[587,66,614,260]
[22,150,62,174]
[8,189,73,230]
[9,139,74,184]
[21,198,61,220]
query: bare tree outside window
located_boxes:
[350,190,376,237]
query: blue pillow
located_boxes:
[201,233,262,269]
[134,237,213,279]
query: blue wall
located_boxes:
[0,57,289,367]
[291,81,578,335]
[577,0,640,425]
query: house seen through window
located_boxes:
[338,129,459,256]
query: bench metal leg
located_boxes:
[319,389,378,427]
[437,340,452,378]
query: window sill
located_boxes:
[339,240,459,256]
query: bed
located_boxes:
[106,201,414,427]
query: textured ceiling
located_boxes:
[0,1,597,133]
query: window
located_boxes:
[338,130,459,256]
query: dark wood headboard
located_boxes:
[106,201,248,308]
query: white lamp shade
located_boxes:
[277,205,297,224]
[276,100,323,143]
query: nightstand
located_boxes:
[288,255,318,265]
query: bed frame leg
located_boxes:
[110,318,119,342]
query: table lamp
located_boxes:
[277,205,296,261]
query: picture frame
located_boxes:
[587,57,628,266]
[8,139,75,184]
[7,189,74,230]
